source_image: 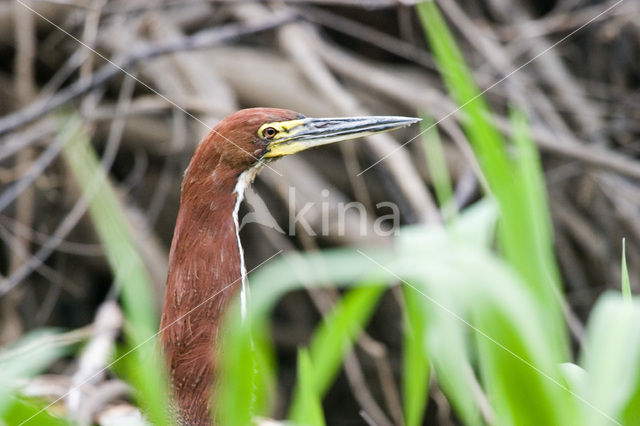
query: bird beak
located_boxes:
[262,115,421,158]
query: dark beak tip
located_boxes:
[401,116,422,127]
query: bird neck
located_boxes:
[160,159,247,425]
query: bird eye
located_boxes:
[262,127,278,139]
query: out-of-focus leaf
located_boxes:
[59,113,170,425]
[402,285,430,426]
[472,299,577,426]
[415,2,510,195]
[0,329,68,420]
[416,2,568,364]
[217,314,275,426]
[289,349,325,426]
[398,217,577,424]
[424,290,483,426]
[3,396,71,426]
[218,249,390,423]
[560,363,588,396]
[581,293,640,425]
[447,199,498,248]
[398,215,491,426]
[240,205,579,424]
[621,239,631,302]
[420,115,457,222]
[289,284,385,419]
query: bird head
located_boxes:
[207,107,420,172]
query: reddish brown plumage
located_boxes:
[160,108,302,425]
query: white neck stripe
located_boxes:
[232,170,251,321]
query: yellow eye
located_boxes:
[262,127,278,139]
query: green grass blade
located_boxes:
[424,293,484,426]
[398,207,577,425]
[218,250,391,424]
[307,284,386,395]
[290,349,326,426]
[420,115,457,222]
[399,224,484,426]
[59,113,170,425]
[621,238,631,302]
[416,2,567,359]
[581,293,640,425]
[217,316,275,426]
[560,363,588,397]
[509,109,554,243]
[401,285,430,426]
[509,108,561,302]
[471,301,577,426]
[448,198,498,248]
[288,284,386,420]
[0,329,68,420]
[416,2,510,192]
[2,397,72,426]
[234,199,581,425]
[241,239,579,425]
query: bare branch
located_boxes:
[0,12,295,136]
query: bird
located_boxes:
[159,107,419,425]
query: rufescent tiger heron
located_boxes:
[160,107,419,424]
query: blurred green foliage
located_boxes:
[61,115,170,426]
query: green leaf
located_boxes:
[416,1,510,194]
[447,198,498,248]
[2,396,71,426]
[508,108,563,316]
[420,115,457,222]
[0,329,68,420]
[289,284,386,419]
[218,250,391,424]
[216,315,275,426]
[221,198,584,425]
[290,349,326,426]
[59,113,170,425]
[560,363,588,396]
[622,238,631,301]
[401,285,430,426]
[471,299,577,426]
[581,293,640,425]
[416,2,568,362]
[423,291,483,426]
[398,217,577,425]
